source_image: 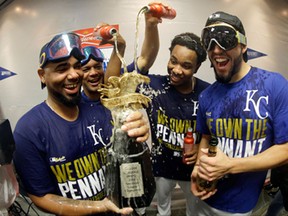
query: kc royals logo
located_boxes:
[86,126,106,146]
[243,90,268,119]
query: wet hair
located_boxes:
[169,32,207,65]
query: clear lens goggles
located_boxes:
[81,46,104,66]
[39,32,84,67]
[201,23,247,51]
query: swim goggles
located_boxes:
[39,32,84,68]
[201,23,247,51]
[81,46,104,66]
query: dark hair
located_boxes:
[169,32,207,65]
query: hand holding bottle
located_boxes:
[144,7,162,25]
[191,136,233,200]
[191,162,217,200]
[196,136,218,192]
[121,110,149,143]
[183,144,198,165]
[197,147,231,181]
[94,23,118,41]
[93,22,126,51]
[145,2,176,21]
[182,128,198,165]
[191,135,218,199]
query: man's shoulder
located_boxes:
[251,66,286,80]
[249,67,287,92]
[15,102,47,129]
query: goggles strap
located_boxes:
[203,24,247,51]
[237,32,247,45]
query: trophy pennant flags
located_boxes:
[0,67,17,81]
[247,48,267,61]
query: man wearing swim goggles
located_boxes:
[201,23,247,52]
[80,45,106,102]
[39,32,85,89]
[14,32,150,216]
[39,32,84,68]
[199,11,248,84]
[191,11,288,216]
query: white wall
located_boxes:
[0,0,288,129]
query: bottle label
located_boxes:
[120,162,144,198]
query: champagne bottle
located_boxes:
[182,127,194,164]
[106,134,155,208]
[99,71,154,208]
[196,135,218,192]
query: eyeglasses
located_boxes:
[39,32,84,68]
[201,23,247,51]
[81,46,104,66]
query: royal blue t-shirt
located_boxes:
[196,67,288,213]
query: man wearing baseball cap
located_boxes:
[13,32,149,215]
[191,11,288,215]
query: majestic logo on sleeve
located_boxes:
[243,90,269,119]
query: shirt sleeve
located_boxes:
[13,119,57,197]
[271,74,288,144]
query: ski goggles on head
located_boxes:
[81,46,104,66]
[39,32,84,68]
[201,23,247,51]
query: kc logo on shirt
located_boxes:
[243,90,268,119]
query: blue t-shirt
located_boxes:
[139,74,210,181]
[196,67,288,213]
[13,101,113,201]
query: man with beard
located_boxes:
[13,32,149,215]
[191,11,288,216]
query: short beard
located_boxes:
[215,68,235,84]
[215,54,242,84]
[50,89,81,107]
[62,94,81,107]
